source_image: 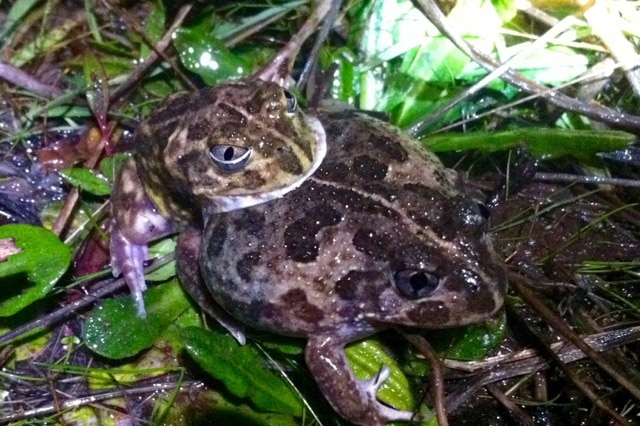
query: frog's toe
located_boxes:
[357,366,427,423]
[110,227,149,318]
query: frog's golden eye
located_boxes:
[209,144,252,173]
[283,89,297,113]
[393,269,440,299]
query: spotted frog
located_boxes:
[174,108,507,424]
[110,79,327,316]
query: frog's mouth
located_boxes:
[203,114,327,213]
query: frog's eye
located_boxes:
[283,89,297,113]
[209,144,252,173]
[393,269,440,299]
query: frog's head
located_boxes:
[158,79,326,212]
[357,195,507,328]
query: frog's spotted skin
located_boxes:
[193,111,507,425]
[110,79,326,316]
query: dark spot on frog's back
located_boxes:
[353,155,388,180]
[206,220,227,258]
[238,209,266,235]
[280,289,325,323]
[335,270,385,301]
[237,251,262,282]
[352,228,391,259]
[316,161,350,181]
[370,133,408,163]
[284,203,342,262]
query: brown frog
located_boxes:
[110,79,327,317]
[174,109,507,424]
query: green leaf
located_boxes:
[182,327,303,416]
[173,24,249,85]
[429,314,507,360]
[422,129,634,161]
[212,1,305,42]
[60,167,111,196]
[345,339,418,413]
[459,44,589,87]
[84,281,191,359]
[140,0,166,58]
[84,0,102,43]
[0,0,41,45]
[99,153,130,183]
[145,238,177,282]
[0,224,71,316]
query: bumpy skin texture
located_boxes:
[196,111,507,425]
[110,80,326,316]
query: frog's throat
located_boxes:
[205,114,327,214]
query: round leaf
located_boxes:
[84,281,191,359]
[0,224,71,316]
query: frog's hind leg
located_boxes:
[110,158,175,317]
[305,333,427,425]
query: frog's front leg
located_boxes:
[110,158,175,317]
[305,333,424,426]
[176,225,246,344]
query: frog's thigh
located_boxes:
[305,334,424,425]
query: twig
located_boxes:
[109,3,195,104]
[411,0,640,134]
[0,61,62,98]
[509,272,640,417]
[0,378,192,423]
[403,332,449,426]
[533,172,640,188]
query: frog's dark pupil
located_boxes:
[224,147,235,161]
[393,269,439,299]
[209,144,252,173]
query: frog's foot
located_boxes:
[110,158,176,317]
[110,227,149,317]
[306,334,426,425]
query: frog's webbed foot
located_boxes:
[177,225,246,344]
[110,158,175,318]
[305,334,426,425]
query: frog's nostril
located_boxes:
[393,269,440,299]
[477,202,491,220]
